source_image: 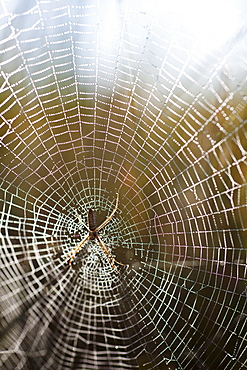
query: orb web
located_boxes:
[0,0,247,369]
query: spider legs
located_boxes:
[66,234,91,267]
[94,193,119,232]
[66,193,123,272]
[66,233,124,272]
[97,235,125,273]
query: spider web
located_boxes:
[0,0,247,369]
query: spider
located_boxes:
[65,193,124,273]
